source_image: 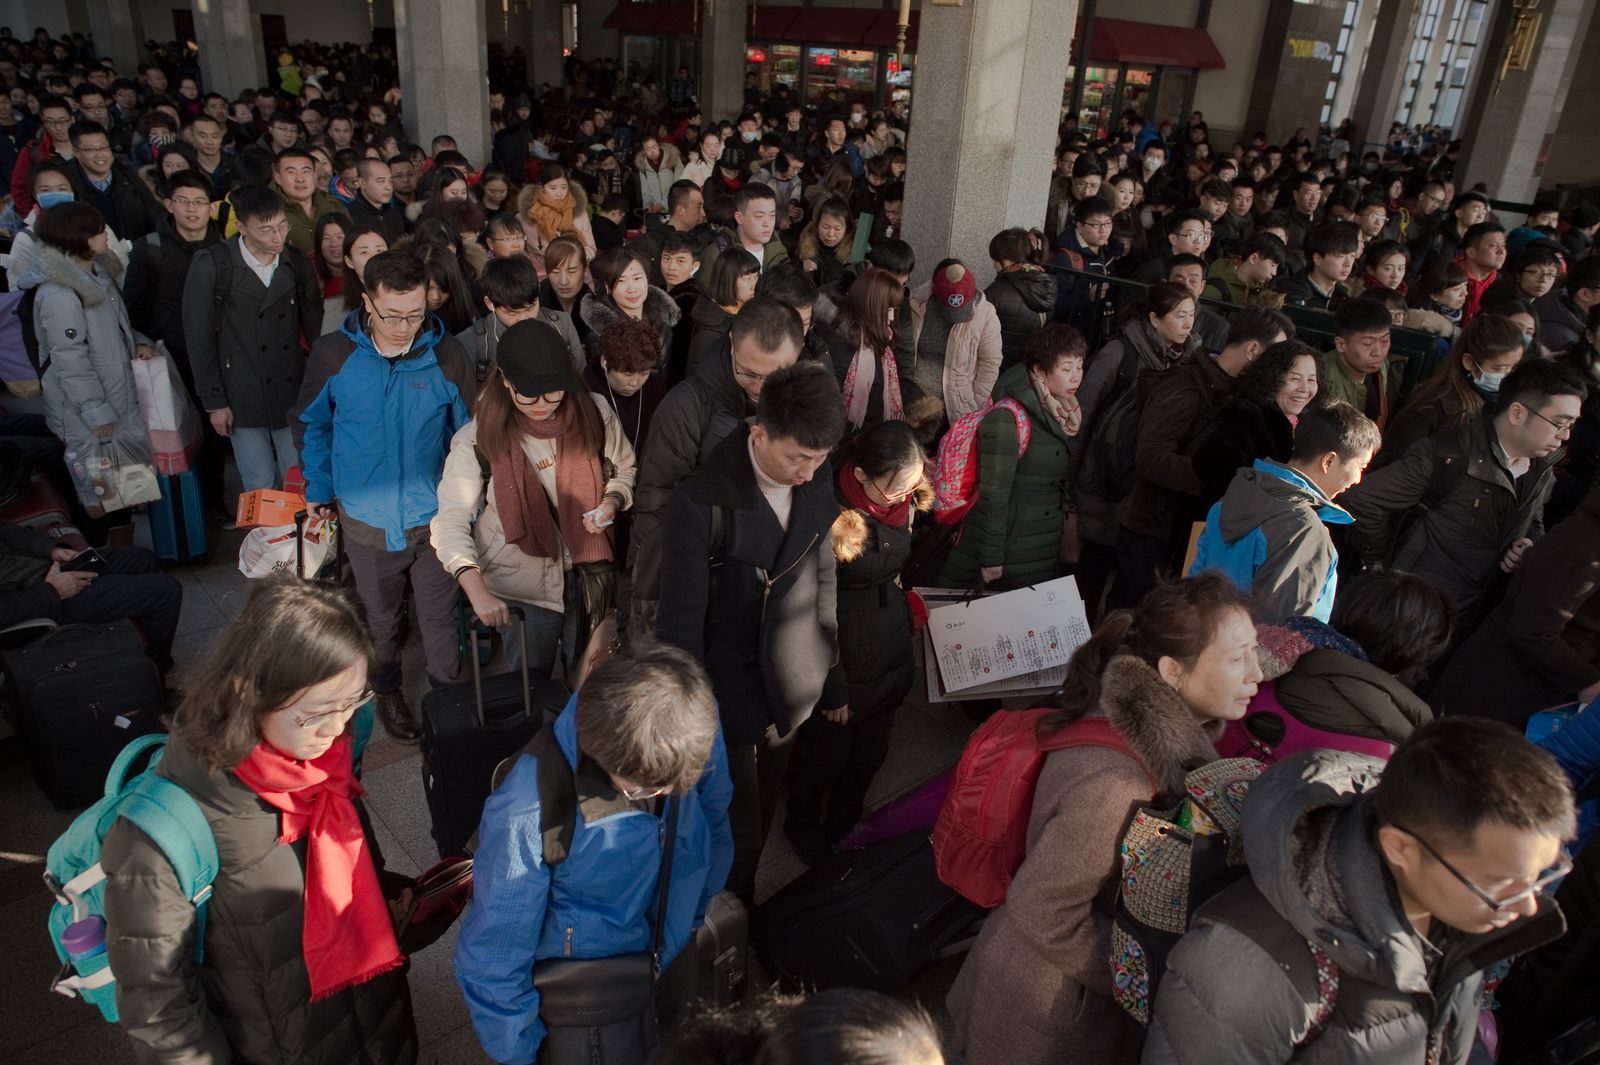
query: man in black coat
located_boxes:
[657,361,849,903]
[123,170,228,518]
[64,119,159,240]
[345,157,408,244]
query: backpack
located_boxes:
[46,720,376,1023]
[932,711,1155,908]
[13,285,42,373]
[1073,343,1143,506]
[930,398,1031,526]
[1215,681,1399,765]
[1107,755,1340,1034]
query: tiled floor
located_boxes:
[0,516,973,1064]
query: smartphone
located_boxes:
[62,548,108,574]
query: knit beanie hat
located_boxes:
[932,263,977,310]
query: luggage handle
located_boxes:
[471,604,531,731]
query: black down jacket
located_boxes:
[830,479,925,720]
[100,735,417,1065]
[986,267,1057,371]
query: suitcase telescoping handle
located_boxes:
[471,604,532,732]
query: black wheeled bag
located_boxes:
[753,829,986,991]
[419,610,569,857]
[4,620,166,808]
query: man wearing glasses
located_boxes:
[1344,358,1588,638]
[63,119,159,241]
[628,297,802,639]
[293,251,476,743]
[8,94,74,215]
[1143,717,1574,1065]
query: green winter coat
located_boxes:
[942,363,1076,588]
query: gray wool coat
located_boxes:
[101,735,418,1065]
[18,247,147,455]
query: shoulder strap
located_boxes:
[993,398,1033,458]
[1113,341,1140,398]
[118,775,221,961]
[286,245,313,304]
[210,244,231,312]
[529,726,578,868]
[1037,717,1157,792]
[473,442,491,489]
[651,796,680,973]
[706,503,728,628]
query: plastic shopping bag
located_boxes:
[131,346,202,473]
[64,430,162,515]
[238,514,336,579]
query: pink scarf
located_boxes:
[841,342,903,429]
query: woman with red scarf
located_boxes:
[101,577,418,1065]
[783,420,930,865]
[432,318,637,677]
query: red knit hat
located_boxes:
[932,263,977,310]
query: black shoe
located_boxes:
[784,822,835,868]
[206,507,238,530]
[375,690,421,745]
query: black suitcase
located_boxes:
[4,620,166,808]
[659,890,750,1026]
[420,614,569,857]
[752,829,986,992]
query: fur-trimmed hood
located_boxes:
[15,245,123,300]
[633,141,683,173]
[903,392,946,448]
[797,220,853,265]
[580,286,682,341]
[1403,306,1455,337]
[1096,654,1232,797]
[832,479,933,563]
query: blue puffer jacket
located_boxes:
[455,697,735,1065]
[1189,459,1352,623]
[293,310,474,551]
[1536,698,1600,849]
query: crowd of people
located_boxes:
[4,26,1597,1065]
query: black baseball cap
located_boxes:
[497,320,581,397]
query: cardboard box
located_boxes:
[236,488,306,528]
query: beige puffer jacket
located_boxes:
[431,394,637,612]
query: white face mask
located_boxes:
[741,130,758,142]
[1143,157,1162,173]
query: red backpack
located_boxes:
[933,710,1155,908]
[930,398,1031,526]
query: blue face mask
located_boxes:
[36,190,73,210]
[1469,360,1508,398]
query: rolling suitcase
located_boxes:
[420,612,569,857]
[753,829,986,992]
[658,891,750,1026]
[148,470,206,563]
[3,620,166,808]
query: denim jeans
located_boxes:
[499,581,580,680]
[230,425,297,492]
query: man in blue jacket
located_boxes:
[456,644,735,1065]
[1189,401,1378,623]
[292,250,476,742]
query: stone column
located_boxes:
[901,0,1075,288]
[528,0,565,90]
[396,0,492,167]
[87,0,142,78]
[699,0,747,121]
[1454,0,1600,204]
[193,0,267,101]
[1344,0,1415,149]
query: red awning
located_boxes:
[1085,17,1226,70]
[607,2,919,49]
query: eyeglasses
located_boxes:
[619,782,670,802]
[79,143,112,154]
[731,360,770,385]
[1522,269,1560,281]
[511,386,566,403]
[287,687,375,729]
[1395,823,1572,912]
[1081,219,1114,230]
[170,196,210,209]
[1527,407,1577,435]
[371,308,427,326]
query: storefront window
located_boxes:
[804,46,879,110]
[746,43,802,94]
[886,50,913,110]
[1078,65,1118,139]
[1121,66,1156,120]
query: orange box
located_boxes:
[235,488,307,528]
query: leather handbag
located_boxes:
[530,796,680,1065]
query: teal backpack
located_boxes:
[44,705,375,1023]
